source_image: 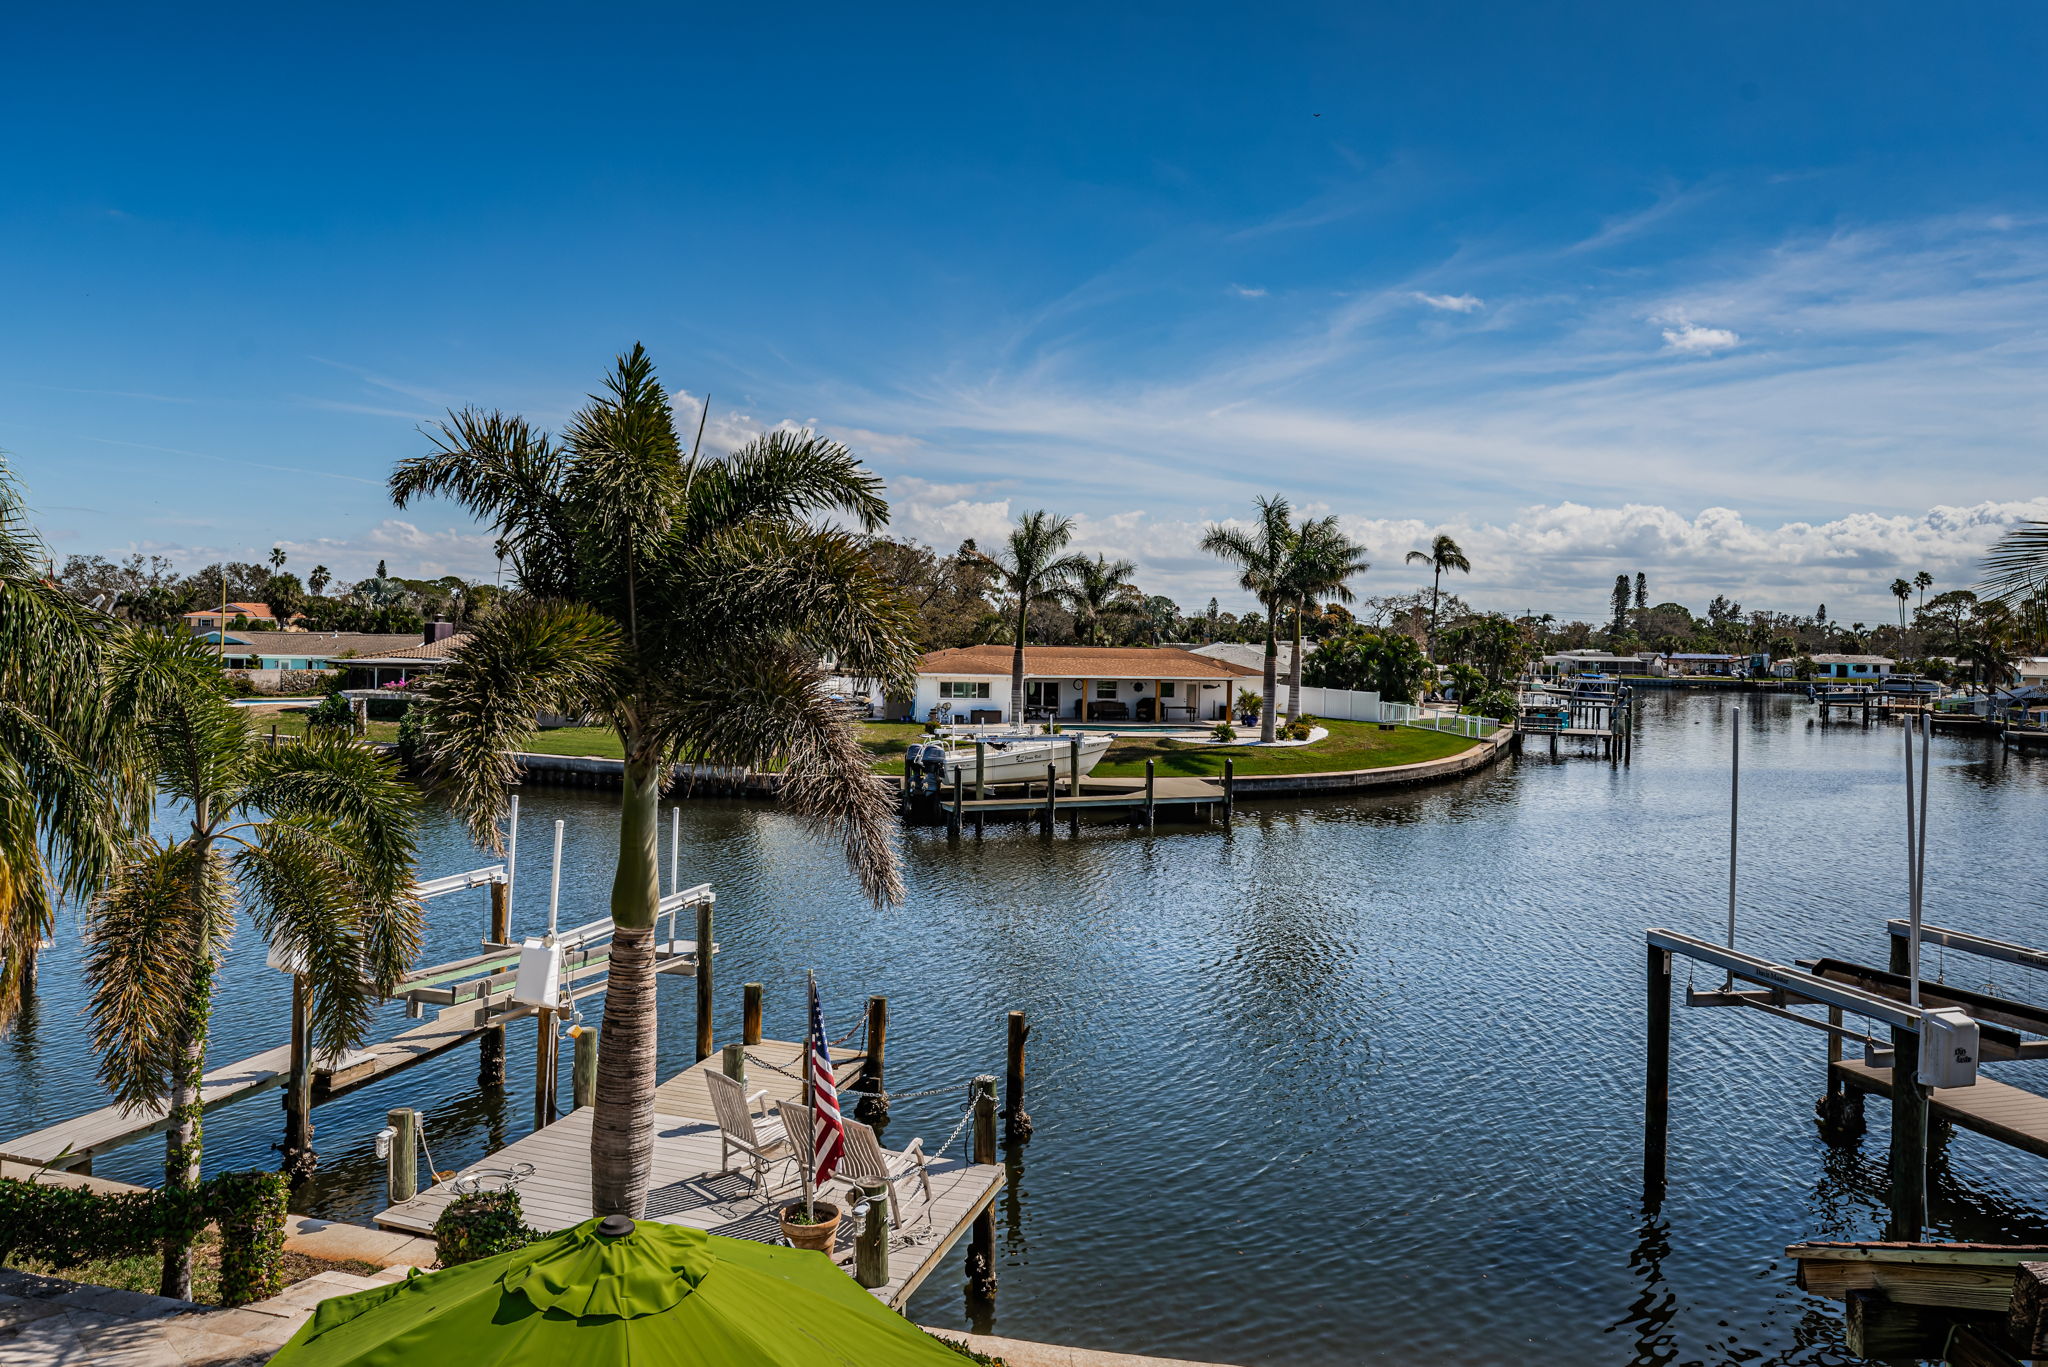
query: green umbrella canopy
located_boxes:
[269,1216,970,1367]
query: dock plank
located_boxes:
[1833,1058,2048,1160]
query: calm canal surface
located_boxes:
[7,691,2048,1364]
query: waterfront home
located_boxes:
[1771,653,1894,681]
[872,644,1261,724]
[1657,652,1751,677]
[201,630,427,675]
[339,621,469,688]
[1542,649,1657,677]
[1187,640,1313,684]
[182,600,292,632]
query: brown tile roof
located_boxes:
[184,602,276,619]
[919,644,1261,679]
[347,633,473,663]
[236,633,431,658]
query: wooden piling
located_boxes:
[854,1180,891,1289]
[478,1023,505,1088]
[282,975,315,1177]
[967,1075,998,1299]
[1644,946,1671,1202]
[721,1041,746,1082]
[571,1025,598,1110]
[1143,760,1155,830]
[855,995,889,1124]
[949,772,963,840]
[1042,763,1056,835]
[534,1008,558,1130]
[1004,1010,1032,1144]
[1222,759,1234,827]
[489,880,510,945]
[386,1107,418,1206]
[974,741,986,801]
[1889,1024,1929,1240]
[743,983,763,1045]
[694,896,715,1063]
[269,722,278,748]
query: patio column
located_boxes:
[1082,677,1091,722]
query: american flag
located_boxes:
[806,973,845,1185]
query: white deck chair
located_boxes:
[839,1119,934,1228]
[774,1099,865,1214]
[705,1069,791,1196]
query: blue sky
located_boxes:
[5,3,2047,622]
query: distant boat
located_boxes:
[908,731,1115,786]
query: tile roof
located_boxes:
[228,633,432,658]
[346,632,473,662]
[918,644,1261,679]
[184,602,276,619]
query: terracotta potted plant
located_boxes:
[779,1198,842,1253]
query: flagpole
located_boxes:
[806,969,817,1224]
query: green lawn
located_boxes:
[1090,717,1476,777]
[249,712,1472,778]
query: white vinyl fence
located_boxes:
[1293,685,1381,721]
[1376,700,1499,739]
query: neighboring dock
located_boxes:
[374,1038,1006,1310]
[931,768,1230,836]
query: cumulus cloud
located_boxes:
[1657,311,1741,354]
[1412,291,1484,313]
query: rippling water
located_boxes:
[7,692,2048,1364]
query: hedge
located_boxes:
[0,1170,289,1306]
[433,1189,538,1266]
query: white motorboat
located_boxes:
[906,730,1115,787]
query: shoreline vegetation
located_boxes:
[251,712,1478,778]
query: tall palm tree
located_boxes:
[1914,570,1934,613]
[88,629,422,1298]
[1064,554,1140,646]
[308,564,332,598]
[0,459,136,1030]
[1201,496,1297,743]
[961,512,1086,721]
[392,345,919,1219]
[1890,577,1912,633]
[1280,518,1369,721]
[1404,533,1471,659]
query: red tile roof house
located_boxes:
[869,644,1261,725]
[182,601,288,631]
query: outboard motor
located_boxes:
[920,743,948,796]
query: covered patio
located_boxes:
[896,645,1261,725]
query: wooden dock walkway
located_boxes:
[375,1041,1003,1310]
[940,773,1223,815]
[1832,1057,2048,1161]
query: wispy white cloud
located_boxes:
[1657,314,1741,354]
[1411,291,1483,313]
[1229,284,1269,298]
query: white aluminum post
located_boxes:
[547,819,564,940]
[505,795,520,908]
[670,806,680,896]
[1726,707,1740,951]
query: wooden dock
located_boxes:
[374,1040,1004,1310]
[1832,1057,2048,1161]
[940,773,1222,814]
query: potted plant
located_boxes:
[779,1197,842,1253]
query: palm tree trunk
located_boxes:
[1287,602,1305,722]
[1261,608,1278,743]
[161,824,212,1300]
[1428,566,1442,661]
[591,747,661,1217]
[1010,596,1027,724]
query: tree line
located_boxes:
[53,551,498,635]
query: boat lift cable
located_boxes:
[1724,705,1741,986]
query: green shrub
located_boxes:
[1210,721,1238,742]
[0,1170,286,1307]
[1280,713,1317,741]
[306,692,355,732]
[396,704,429,770]
[434,1190,538,1266]
[1465,688,1516,722]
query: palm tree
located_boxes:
[88,629,422,1298]
[1064,554,1140,646]
[1891,577,1912,634]
[1404,534,1471,659]
[1914,570,1934,613]
[961,512,1085,721]
[269,546,287,573]
[1201,496,1297,743]
[0,460,136,1029]
[391,344,919,1219]
[1280,519,1369,721]
[308,564,332,597]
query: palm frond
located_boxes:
[86,841,232,1109]
[414,598,625,848]
[687,429,891,536]
[1979,521,2048,604]
[391,409,576,592]
[232,821,389,1060]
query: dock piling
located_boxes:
[743,982,763,1045]
[489,880,510,946]
[282,975,315,1178]
[855,996,889,1123]
[854,1179,891,1288]
[1004,1010,1032,1144]
[1223,759,1234,827]
[949,773,963,840]
[1143,760,1156,830]
[386,1107,418,1205]
[534,1008,559,1129]
[571,1025,598,1110]
[695,895,715,1063]
[1644,946,1671,1204]
[478,1023,505,1088]
[966,1075,999,1300]
[721,1041,746,1083]
[1042,763,1056,836]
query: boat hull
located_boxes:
[930,735,1115,785]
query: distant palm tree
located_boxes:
[1404,534,1471,659]
[1280,519,1369,720]
[308,564,332,597]
[392,345,919,1219]
[0,459,136,1030]
[268,546,287,573]
[1065,554,1140,646]
[1201,496,1297,743]
[1891,577,1912,632]
[962,513,1086,720]
[1914,570,1934,614]
[88,629,421,1299]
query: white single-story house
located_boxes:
[1771,653,1895,680]
[1542,650,1657,677]
[1657,652,1750,677]
[339,623,469,688]
[870,644,1262,724]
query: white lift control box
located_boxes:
[512,937,562,1007]
[1918,1008,1980,1089]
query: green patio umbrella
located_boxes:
[268,1215,971,1366]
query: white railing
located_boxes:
[1377,701,1498,739]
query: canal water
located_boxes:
[6,691,2048,1364]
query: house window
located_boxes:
[1025,681,1060,708]
[940,681,991,699]
[1160,682,1177,697]
[1095,680,1118,699]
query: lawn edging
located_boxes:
[1225,725,1514,797]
